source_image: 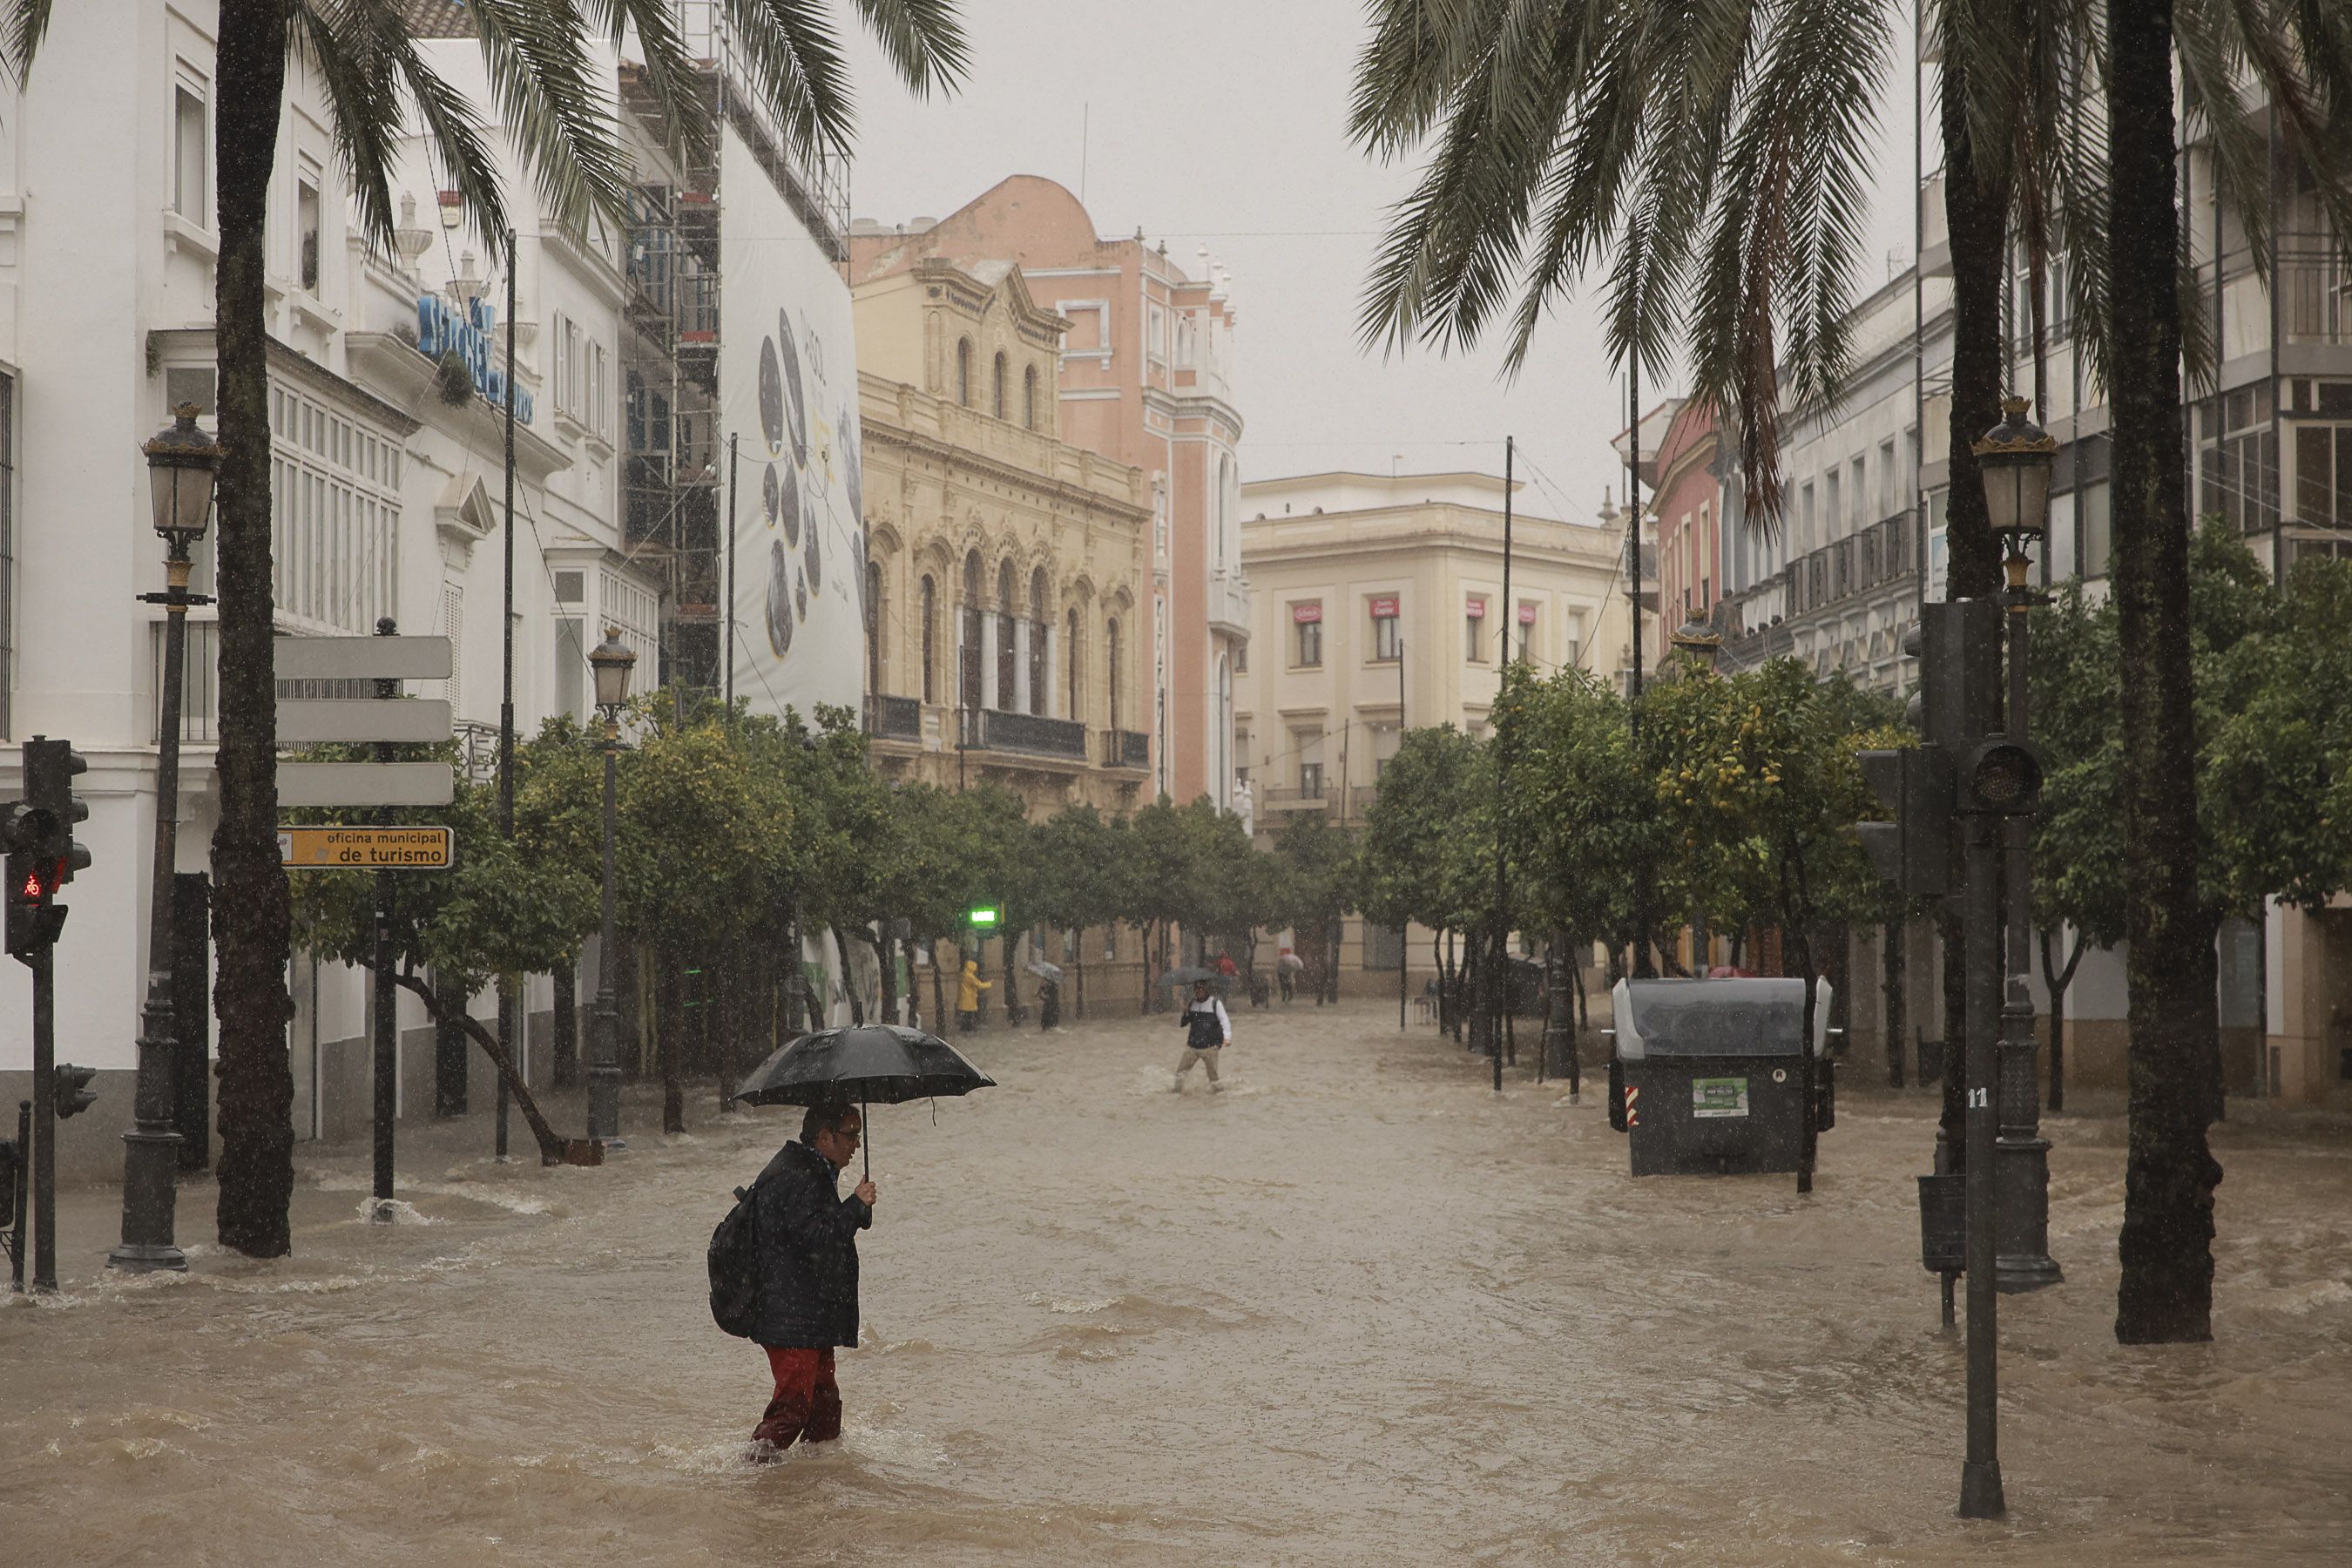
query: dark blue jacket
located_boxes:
[751,1140,872,1348]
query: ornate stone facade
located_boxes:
[855,258,1155,819]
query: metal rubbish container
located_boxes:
[1605,977,1835,1176]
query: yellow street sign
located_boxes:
[278,826,452,869]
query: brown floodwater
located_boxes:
[3,1000,2347,1565]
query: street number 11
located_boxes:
[1968,1087,1990,1109]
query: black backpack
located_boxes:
[709,1150,790,1338]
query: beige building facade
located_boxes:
[1234,470,1632,980]
[853,255,1159,1012]
[851,177,1249,812]
[855,256,1156,814]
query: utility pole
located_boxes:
[727,434,739,716]
[1626,348,1652,979]
[496,230,518,1163]
[371,620,399,1216]
[1398,633,1407,1031]
[1492,437,1515,1092]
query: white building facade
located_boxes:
[0,3,665,1179]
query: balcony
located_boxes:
[967,706,1088,761]
[1104,728,1151,771]
[1209,564,1253,639]
[865,693,922,743]
[1261,784,1330,814]
[2282,249,2352,347]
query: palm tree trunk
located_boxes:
[211,0,296,1259]
[2108,0,2222,1344]
[1940,26,2009,604]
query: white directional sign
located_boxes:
[274,634,456,806]
[274,635,453,682]
[277,699,453,745]
[277,762,455,808]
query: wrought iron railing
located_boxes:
[866,693,921,741]
[1105,728,1151,770]
[972,707,1087,760]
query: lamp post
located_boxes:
[111,404,220,1272]
[586,628,637,1150]
[1668,617,1723,977]
[1972,395,2062,1296]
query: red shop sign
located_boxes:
[1464,598,1487,618]
[1369,595,1400,618]
[1291,601,1323,624]
[1517,602,1538,625]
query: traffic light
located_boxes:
[1958,736,2045,817]
[1911,600,2001,759]
[53,1064,97,1119]
[4,845,64,958]
[23,738,90,885]
[1857,746,1955,899]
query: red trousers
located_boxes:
[752,1346,842,1451]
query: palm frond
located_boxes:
[1349,0,1502,158]
[723,0,855,156]
[1,0,49,86]
[291,2,407,256]
[847,0,970,97]
[584,0,716,165]
[466,0,635,237]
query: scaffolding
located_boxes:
[617,26,849,700]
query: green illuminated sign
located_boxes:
[968,905,1001,928]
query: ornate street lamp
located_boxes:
[1669,615,1722,673]
[586,627,638,1149]
[1971,394,2064,1297]
[1973,395,2057,579]
[112,404,220,1273]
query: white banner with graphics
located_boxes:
[722,124,866,720]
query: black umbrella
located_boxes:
[735,1024,995,1177]
[1159,965,1219,987]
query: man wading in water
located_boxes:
[749,1101,875,1456]
[1173,977,1233,1092]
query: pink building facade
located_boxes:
[849,177,1248,810]
[1651,400,1723,654]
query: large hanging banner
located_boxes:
[722,122,866,720]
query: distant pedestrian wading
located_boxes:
[956,959,991,1033]
[711,1101,876,1458]
[1173,977,1233,1091]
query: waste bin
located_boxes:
[1605,977,1835,1176]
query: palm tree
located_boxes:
[3,0,964,1257]
[1349,0,2349,1341]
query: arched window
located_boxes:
[864,558,883,699]
[919,574,937,705]
[1024,365,1039,430]
[992,352,1008,419]
[956,338,972,407]
[1029,565,1050,715]
[960,551,983,711]
[1065,608,1082,721]
[1106,617,1122,733]
[996,560,1017,710]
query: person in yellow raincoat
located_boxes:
[956,960,991,1033]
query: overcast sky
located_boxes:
[841,2,1921,522]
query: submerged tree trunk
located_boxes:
[2040,927,2086,1114]
[877,931,900,1025]
[393,970,564,1163]
[929,943,948,1033]
[833,926,866,1027]
[1883,916,1907,1089]
[2109,0,2223,1344]
[659,945,686,1135]
[551,958,578,1091]
[212,0,298,1259]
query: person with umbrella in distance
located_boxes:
[744,1098,875,1457]
[1173,976,1233,1092]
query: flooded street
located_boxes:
[3,1000,2348,1565]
